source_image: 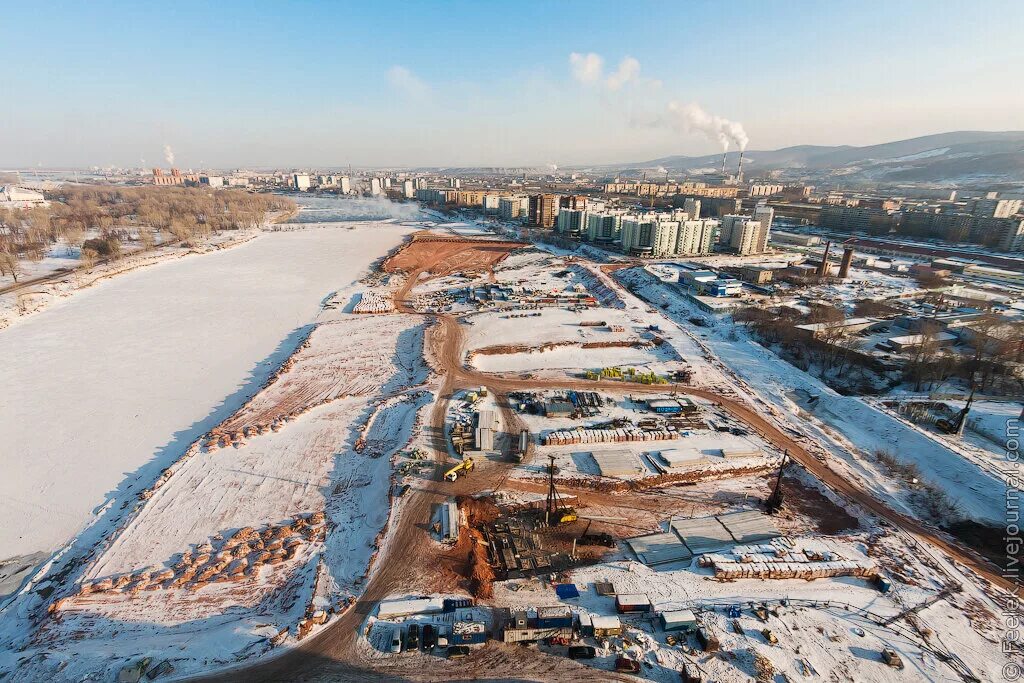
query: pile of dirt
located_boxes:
[457,495,500,526]
[467,527,494,599]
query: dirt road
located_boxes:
[191,236,1015,683]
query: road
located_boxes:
[191,239,1016,683]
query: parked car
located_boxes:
[447,645,471,659]
[422,624,436,650]
[406,623,420,650]
[389,627,403,654]
[567,645,596,659]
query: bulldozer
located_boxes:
[444,457,475,482]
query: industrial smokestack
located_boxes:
[721,151,728,176]
[839,247,854,278]
[736,150,745,184]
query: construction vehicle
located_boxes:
[936,387,975,435]
[578,518,616,547]
[444,457,475,482]
[544,454,577,525]
[510,429,529,463]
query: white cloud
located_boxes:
[569,52,603,84]
[605,56,640,91]
[387,65,429,98]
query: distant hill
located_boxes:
[603,131,1024,186]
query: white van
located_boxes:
[390,626,403,653]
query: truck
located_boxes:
[510,429,529,463]
[444,457,475,482]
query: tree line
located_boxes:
[0,185,295,281]
[734,301,1024,395]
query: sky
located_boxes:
[2,0,1023,169]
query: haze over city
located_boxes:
[2,3,1023,683]
[3,0,1024,168]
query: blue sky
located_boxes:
[2,0,1022,168]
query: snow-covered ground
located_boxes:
[0,219,416,577]
[0,197,439,680]
[615,267,1007,524]
[493,530,1010,683]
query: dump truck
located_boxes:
[444,457,475,482]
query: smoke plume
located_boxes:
[163,144,175,167]
[666,101,748,152]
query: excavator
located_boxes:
[936,387,975,436]
[444,457,475,482]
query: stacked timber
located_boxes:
[543,428,675,445]
[711,559,876,580]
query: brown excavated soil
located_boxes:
[383,232,527,279]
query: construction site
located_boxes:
[9,209,1017,683]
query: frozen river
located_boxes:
[0,214,416,572]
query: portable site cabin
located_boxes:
[660,609,697,631]
[588,614,623,637]
[615,594,652,614]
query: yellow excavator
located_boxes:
[444,457,475,482]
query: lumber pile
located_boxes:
[76,512,327,597]
[352,291,394,314]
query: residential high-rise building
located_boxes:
[682,198,702,219]
[972,198,1023,218]
[402,179,414,198]
[369,177,382,195]
[585,212,622,243]
[339,176,351,194]
[752,203,775,252]
[482,194,501,213]
[676,219,719,255]
[292,174,311,191]
[555,208,587,236]
[621,216,680,257]
[528,194,558,228]
[499,196,528,221]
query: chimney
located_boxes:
[721,152,728,176]
[839,247,854,278]
[736,151,745,184]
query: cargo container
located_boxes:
[452,621,487,645]
[615,593,652,613]
[536,605,573,629]
[443,597,474,612]
[660,609,697,631]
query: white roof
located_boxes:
[377,597,443,619]
[616,593,651,606]
[661,609,697,623]
[591,615,621,629]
